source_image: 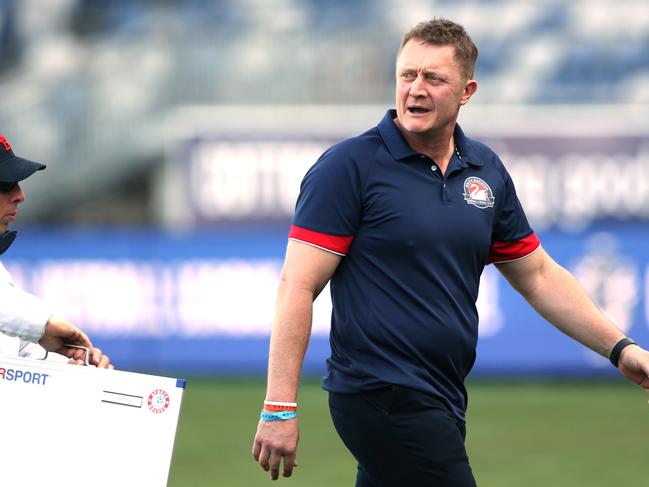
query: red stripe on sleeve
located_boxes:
[288,225,353,256]
[488,233,541,264]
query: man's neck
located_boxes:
[397,122,456,174]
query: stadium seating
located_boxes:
[0,0,647,222]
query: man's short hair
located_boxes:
[398,18,479,80]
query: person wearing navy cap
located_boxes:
[0,134,111,368]
[252,18,649,486]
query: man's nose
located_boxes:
[409,74,426,97]
[11,183,25,203]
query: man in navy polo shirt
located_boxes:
[252,18,649,486]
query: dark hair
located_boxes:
[398,18,478,79]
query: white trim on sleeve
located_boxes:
[288,238,346,256]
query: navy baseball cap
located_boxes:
[0,134,46,182]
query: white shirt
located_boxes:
[0,262,51,357]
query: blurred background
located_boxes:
[1,0,648,485]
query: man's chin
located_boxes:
[402,121,435,135]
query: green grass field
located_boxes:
[168,378,648,487]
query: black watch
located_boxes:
[609,337,637,368]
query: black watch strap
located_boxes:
[609,337,637,368]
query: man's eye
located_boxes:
[401,73,414,81]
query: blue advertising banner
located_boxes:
[177,133,649,232]
[3,224,648,378]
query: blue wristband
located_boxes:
[260,410,297,421]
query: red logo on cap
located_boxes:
[0,136,11,152]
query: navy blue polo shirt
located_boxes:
[289,109,540,421]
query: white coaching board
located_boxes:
[0,355,185,486]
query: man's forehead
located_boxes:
[398,61,449,72]
[397,43,458,67]
[397,57,458,74]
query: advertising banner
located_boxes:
[4,224,648,377]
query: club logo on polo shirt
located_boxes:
[463,177,495,209]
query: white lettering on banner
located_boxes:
[506,149,649,230]
[192,144,259,218]
[29,261,161,336]
[189,141,327,219]
[175,260,280,335]
[184,139,649,228]
[4,259,504,338]
[7,249,646,339]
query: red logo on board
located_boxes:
[147,389,170,413]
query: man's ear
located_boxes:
[460,79,478,105]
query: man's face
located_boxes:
[0,183,24,233]
[395,40,476,138]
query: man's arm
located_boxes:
[0,269,110,367]
[496,247,649,389]
[252,240,342,480]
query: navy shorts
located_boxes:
[328,385,477,487]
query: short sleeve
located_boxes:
[487,167,540,264]
[289,144,363,256]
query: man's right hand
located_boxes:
[252,418,299,480]
[38,315,112,368]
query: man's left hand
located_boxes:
[618,345,649,392]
